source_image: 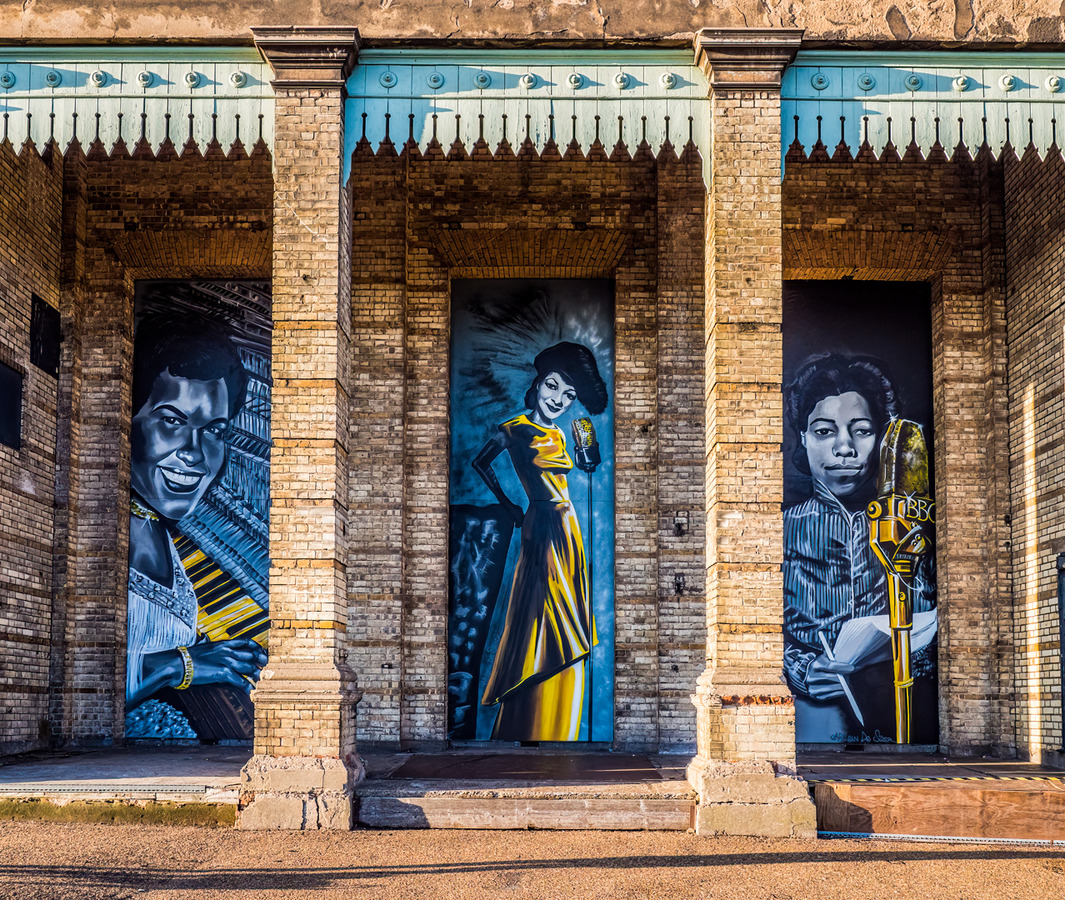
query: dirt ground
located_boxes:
[1,823,1063,900]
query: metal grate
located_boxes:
[821,831,1065,846]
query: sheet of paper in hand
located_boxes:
[832,609,938,669]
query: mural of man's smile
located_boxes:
[159,466,206,492]
[130,369,231,521]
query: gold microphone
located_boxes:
[867,419,935,744]
[571,417,601,473]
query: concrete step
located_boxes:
[355,751,697,830]
[357,787,695,830]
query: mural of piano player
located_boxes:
[125,313,268,739]
[472,341,607,742]
[782,353,937,743]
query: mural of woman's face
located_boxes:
[535,371,577,423]
[130,369,230,520]
[802,390,878,499]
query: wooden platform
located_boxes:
[801,753,1065,842]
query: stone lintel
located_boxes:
[691,669,794,709]
[250,660,360,704]
[693,28,804,91]
[252,25,360,91]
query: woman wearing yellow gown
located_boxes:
[473,342,608,741]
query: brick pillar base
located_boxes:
[688,27,815,838]
[239,663,363,830]
[689,673,814,837]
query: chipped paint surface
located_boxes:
[0,0,1061,44]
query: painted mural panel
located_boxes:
[449,279,615,743]
[125,281,271,741]
[782,281,938,746]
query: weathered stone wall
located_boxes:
[782,148,1014,756]
[48,144,272,747]
[346,140,706,751]
[1003,147,1065,764]
[0,144,63,756]
[1,0,1061,45]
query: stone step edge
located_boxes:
[356,780,696,801]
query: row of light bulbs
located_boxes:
[810,71,1063,93]
[377,70,680,91]
[0,69,251,90]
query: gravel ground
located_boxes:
[1,823,1063,900]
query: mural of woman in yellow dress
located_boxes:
[473,342,608,741]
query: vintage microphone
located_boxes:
[571,416,600,740]
[867,419,935,744]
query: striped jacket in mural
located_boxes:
[782,478,935,697]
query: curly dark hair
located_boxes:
[523,341,608,415]
[785,353,899,475]
[133,313,248,420]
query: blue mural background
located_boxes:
[449,279,615,742]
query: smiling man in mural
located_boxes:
[782,283,938,746]
[125,286,272,742]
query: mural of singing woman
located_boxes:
[126,314,267,734]
[473,342,608,741]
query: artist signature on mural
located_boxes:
[830,730,896,744]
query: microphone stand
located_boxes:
[571,416,600,743]
[586,466,593,741]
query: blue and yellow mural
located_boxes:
[125,281,271,741]
[449,279,615,743]
[783,281,938,746]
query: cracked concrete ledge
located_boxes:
[237,754,363,830]
[689,759,818,839]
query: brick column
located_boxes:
[239,26,362,831]
[687,28,816,838]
